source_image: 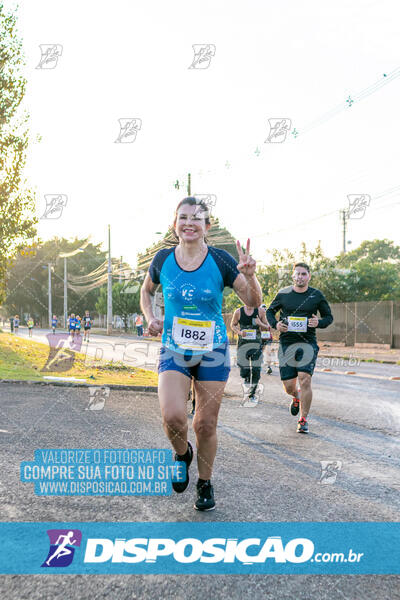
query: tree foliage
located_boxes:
[0,3,37,302]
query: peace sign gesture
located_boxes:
[236,238,257,278]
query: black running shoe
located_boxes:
[290,396,300,416]
[194,480,215,511]
[172,441,193,493]
[297,417,309,433]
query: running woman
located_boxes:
[230,304,269,403]
[51,315,58,334]
[141,197,262,511]
[68,313,76,339]
[82,310,92,342]
[266,262,333,433]
[27,317,34,338]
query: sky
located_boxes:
[4,0,400,268]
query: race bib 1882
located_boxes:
[172,317,215,351]
[287,316,308,332]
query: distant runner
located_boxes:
[82,311,92,342]
[51,315,58,334]
[27,317,34,338]
[75,315,82,336]
[230,304,269,404]
[68,313,76,339]
[135,314,144,337]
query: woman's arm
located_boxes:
[232,273,263,308]
[140,273,163,335]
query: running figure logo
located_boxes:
[319,460,342,484]
[41,333,83,373]
[115,118,142,143]
[265,119,292,143]
[36,44,63,69]
[41,529,82,567]
[122,277,140,294]
[193,194,217,217]
[188,44,216,69]
[240,383,264,407]
[86,387,110,411]
[346,194,370,219]
[40,194,68,219]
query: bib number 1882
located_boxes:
[181,328,206,341]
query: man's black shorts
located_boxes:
[278,340,319,380]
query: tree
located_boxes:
[337,239,400,266]
[4,237,108,319]
[96,282,141,332]
[0,4,37,302]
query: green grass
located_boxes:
[0,332,158,386]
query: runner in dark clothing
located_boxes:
[231,304,269,403]
[267,262,333,433]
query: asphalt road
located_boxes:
[0,345,399,599]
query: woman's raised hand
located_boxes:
[236,238,256,277]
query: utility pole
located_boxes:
[187,172,191,195]
[48,263,52,328]
[107,225,113,334]
[340,209,348,253]
[63,257,67,328]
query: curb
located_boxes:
[0,379,158,392]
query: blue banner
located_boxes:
[0,522,398,574]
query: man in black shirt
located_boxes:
[266,262,333,433]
